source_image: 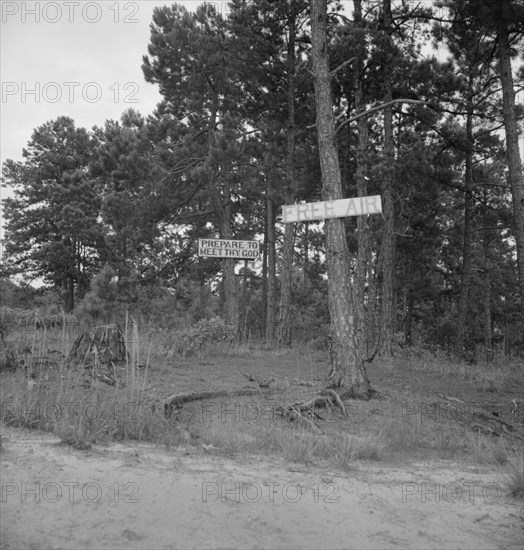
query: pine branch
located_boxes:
[334,99,428,134]
[330,57,356,77]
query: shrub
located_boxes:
[175,317,237,357]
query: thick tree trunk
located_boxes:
[353,0,371,359]
[277,4,297,348]
[496,14,524,321]
[213,192,239,332]
[310,0,370,398]
[379,0,396,357]
[207,106,239,333]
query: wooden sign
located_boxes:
[282,195,382,223]
[198,239,260,260]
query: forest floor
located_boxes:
[1,331,523,549]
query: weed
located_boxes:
[276,428,318,463]
[501,459,524,501]
[319,434,384,471]
[384,415,427,451]
[467,432,509,465]
[200,417,259,454]
[430,425,462,458]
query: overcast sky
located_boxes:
[0,1,229,165]
[0,0,240,244]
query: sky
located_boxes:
[0,1,235,163]
[0,0,233,247]
[1,0,520,247]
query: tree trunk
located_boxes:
[483,269,492,362]
[367,256,379,353]
[379,0,396,357]
[65,274,75,313]
[353,0,371,360]
[303,223,309,293]
[496,13,524,321]
[212,188,239,332]
[277,3,297,348]
[404,285,414,347]
[455,80,475,356]
[266,179,277,344]
[262,186,268,335]
[310,0,370,398]
[207,106,239,333]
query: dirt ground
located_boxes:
[0,426,522,550]
[1,341,523,549]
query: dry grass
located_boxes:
[467,432,510,465]
[383,415,428,452]
[430,425,464,458]
[200,417,260,453]
[2,321,522,475]
[0,318,182,451]
[396,349,524,393]
[501,458,524,501]
[318,434,385,471]
[276,428,319,463]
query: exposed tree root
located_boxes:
[273,388,353,433]
[163,387,273,417]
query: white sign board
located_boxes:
[282,195,382,223]
[198,239,260,260]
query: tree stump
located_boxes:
[69,324,127,385]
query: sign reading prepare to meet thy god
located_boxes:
[282,195,382,223]
[198,239,260,260]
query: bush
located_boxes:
[175,317,237,357]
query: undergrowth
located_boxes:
[1,321,522,476]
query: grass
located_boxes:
[467,431,510,465]
[383,415,428,452]
[430,425,463,458]
[277,428,319,463]
[319,434,384,471]
[0,318,183,451]
[501,458,524,501]
[396,348,524,393]
[1,321,522,477]
[200,417,262,454]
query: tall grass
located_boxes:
[501,459,524,501]
[0,318,185,450]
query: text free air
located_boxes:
[282,195,382,223]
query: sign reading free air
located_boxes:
[282,195,382,223]
[198,239,260,260]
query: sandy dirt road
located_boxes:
[1,427,522,549]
